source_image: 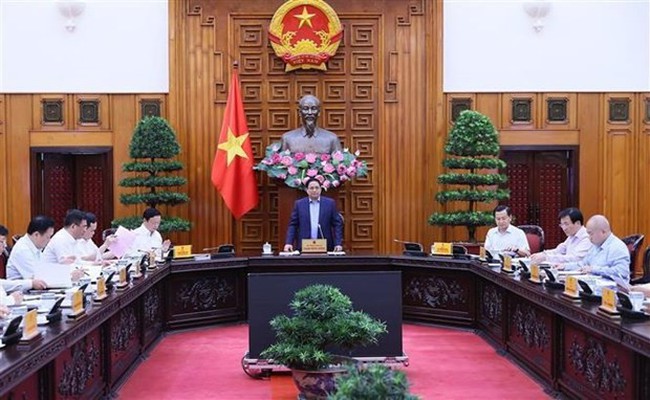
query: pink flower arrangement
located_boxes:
[255,143,369,190]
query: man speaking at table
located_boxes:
[283,178,343,253]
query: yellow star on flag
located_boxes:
[294,6,315,29]
[218,128,249,166]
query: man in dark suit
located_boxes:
[283,178,343,252]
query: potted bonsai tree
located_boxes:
[113,116,190,234]
[428,110,509,242]
[329,364,420,400]
[261,284,387,400]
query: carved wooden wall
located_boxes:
[443,93,650,274]
[0,2,649,261]
[168,0,440,253]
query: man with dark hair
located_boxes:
[283,178,343,252]
[0,224,8,270]
[530,207,591,265]
[6,216,53,289]
[484,205,530,257]
[42,209,88,264]
[77,212,115,261]
[129,208,171,255]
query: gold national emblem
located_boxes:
[269,0,343,72]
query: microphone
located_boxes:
[318,224,325,239]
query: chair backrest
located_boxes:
[641,245,650,281]
[518,225,545,254]
[621,234,645,275]
[102,228,117,242]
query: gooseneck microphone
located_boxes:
[318,224,325,239]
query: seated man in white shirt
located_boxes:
[77,212,115,262]
[6,215,53,290]
[129,208,171,256]
[42,209,88,265]
[484,205,530,258]
[530,207,592,265]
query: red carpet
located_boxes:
[117,323,550,399]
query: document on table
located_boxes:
[32,263,73,289]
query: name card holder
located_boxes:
[528,264,542,284]
[479,246,486,261]
[115,266,129,291]
[94,276,108,302]
[562,276,581,301]
[173,244,193,259]
[301,239,327,253]
[67,290,87,320]
[597,288,621,317]
[131,261,143,280]
[20,309,42,343]
[501,255,514,274]
[431,242,453,256]
[147,251,158,270]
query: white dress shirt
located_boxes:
[484,224,530,254]
[544,226,592,264]
[76,238,100,262]
[128,224,163,255]
[42,228,78,264]
[5,234,40,289]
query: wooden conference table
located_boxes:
[0,255,649,399]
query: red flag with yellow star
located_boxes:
[211,68,258,219]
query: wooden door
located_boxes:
[502,149,578,249]
[31,151,113,244]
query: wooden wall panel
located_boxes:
[602,94,636,235]
[0,95,6,221]
[0,1,648,259]
[638,95,650,256]
[441,91,649,255]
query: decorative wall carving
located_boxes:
[481,283,502,324]
[512,99,532,122]
[229,15,379,253]
[547,98,567,122]
[42,99,64,124]
[176,276,234,312]
[568,336,626,395]
[608,98,630,122]
[58,336,100,396]
[140,99,161,118]
[79,100,100,124]
[111,307,138,351]
[404,276,466,308]
[451,98,472,122]
[511,302,549,350]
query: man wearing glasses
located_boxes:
[530,207,591,265]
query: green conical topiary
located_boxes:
[113,116,190,233]
[428,110,509,242]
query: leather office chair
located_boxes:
[518,225,545,254]
[631,246,650,285]
[622,234,645,279]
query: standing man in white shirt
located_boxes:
[530,207,591,265]
[42,209,88,264]
[484,205,530,257]
[6,215,53,290]
[129,208,171,255]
